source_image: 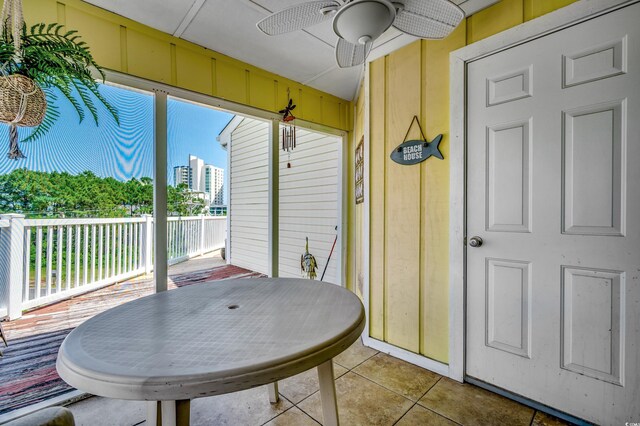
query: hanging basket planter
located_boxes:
[0,0,118,159]
[0,74,47,126]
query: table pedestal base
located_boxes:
[317,359,339,426]
[268,382,279,403]
[147,400,190,426]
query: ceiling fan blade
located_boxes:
[257,1,340,36]
[393,0,464,39]
[335,37,373,68]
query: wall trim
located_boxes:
[105,70,348,138]
[362,62,372,341]
[337,131,348,288]
[362,336,450,377]
[448,0,638,383]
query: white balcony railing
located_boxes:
[0,214,226,319]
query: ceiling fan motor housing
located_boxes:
[332,0,397,45]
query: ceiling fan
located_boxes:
[257,0,465,68]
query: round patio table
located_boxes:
[56,278,365,426]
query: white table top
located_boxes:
[56,278,365,401]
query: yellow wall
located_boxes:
[23,0,352,131]
[352,81,365,299]
[361,0,576,363]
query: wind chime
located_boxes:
[279,92,296,168]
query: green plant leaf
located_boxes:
[3,22,120,144]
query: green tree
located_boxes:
[0,169,202,218]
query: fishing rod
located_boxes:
[320,226,338,281]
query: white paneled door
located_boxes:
[466,3,639,425]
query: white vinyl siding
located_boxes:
[229,117,269,275]
[279,127,340,284]
[228,119,340,283]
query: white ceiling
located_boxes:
[83,0,498,100]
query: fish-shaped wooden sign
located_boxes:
[390,134,444,165]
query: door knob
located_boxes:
[468,236,483,248]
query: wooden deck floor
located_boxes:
[0,262,263,415]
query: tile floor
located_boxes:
[66,339,571,425]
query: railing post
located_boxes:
[0,214,25,320]
[142,215,153,275]
[199,215,205,256]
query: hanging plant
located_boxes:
[0,0,118,159]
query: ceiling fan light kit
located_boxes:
[257,0,464,68]
[332,0,396,46]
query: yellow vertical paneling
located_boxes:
[175,46,213,95]
[275,83,290,115]
[249,73,276,112]
[322,98,343,130]
[355,83,365,136]
[466,0,524,44]
[384,42,422,352]
[348,136,356,295]
[65,7,122,72]
[420,24,466,363]
[354,206,361,294]
[340,102,349,131]
[524,0,577,21]
[300,91,322,123]
[23,0,58,24]
[126,29,172,83]
[210,58,217,96]
[350,134,359,296]
[359,0,579,363]
[369,59,386,339]
[170,44,178,86]
[20,0,352,131]
[120,26,128,73]
[56,2,66,24]
[216,60,247,104]
[245,70,251,104]
[353,81,365,298]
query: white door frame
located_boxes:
[448,0,637,382]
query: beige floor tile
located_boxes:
[419,378,534,426]
[188,385,292,425]
[264,406,320,426]
[396,404,459,426]
[531,411,572,426]
[297,372,413,426]
[353,353,441,401]
[278,364,349,404]
[333,338,378,370]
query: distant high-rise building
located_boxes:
[204,165,224,205]
[173,155,225,208]
[189,155,204,191]
[173,166,189,186]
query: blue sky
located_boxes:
[0,83,233,200]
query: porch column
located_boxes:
[0,214,25,320]
[268,119,279,278]
[154,90,168,292]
